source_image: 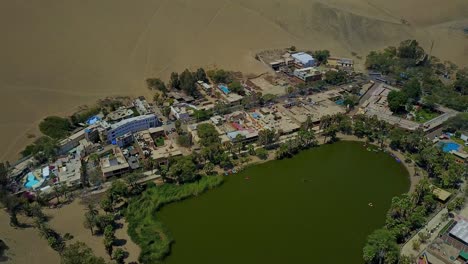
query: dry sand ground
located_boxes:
[0,0,467,162]
[0,198,141,264]
[0,212,60,264]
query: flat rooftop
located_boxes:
[450,220,468,244]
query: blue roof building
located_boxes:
[291,52,316,67]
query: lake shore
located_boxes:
[236,133,418,193]
[0,133,417,264]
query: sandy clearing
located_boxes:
[44,200,111,262]
[0,211,60,264]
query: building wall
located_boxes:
[107,114,160,143]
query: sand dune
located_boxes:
[0,0,467,163]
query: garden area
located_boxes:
[414,107,439,123]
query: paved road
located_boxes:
[401,208,449,257]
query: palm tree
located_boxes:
[52,185,61,204]
[247,144,255,155]
[83,212,96,235]
[59,184,69,201]
[125,173,144,194]
[86,203,99,219]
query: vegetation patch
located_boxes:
[125,176,224,263]
[39,116,73,139]
[414,108,439,123]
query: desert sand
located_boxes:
[0,198,140,264]
[0,0,467,162]
[0,211,60,264]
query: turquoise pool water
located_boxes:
[24,172,40,189]
[335,99,344,105]
[219,85,230,94]
[441,142,460,153]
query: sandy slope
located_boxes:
[0,211,60,264]
[0,0,466,162]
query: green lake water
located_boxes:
[159,141,410,264]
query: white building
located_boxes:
[291,52,316,67]
[104,114,161,144]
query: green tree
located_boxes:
[453,68,468,95]
[209,69,231,83]
[179,69,197,95]
[39,116,72,139]
[109,180,128,202]
[313,50,330,64]
[255,148,269,160]
[195,68,208,82]
[0,239,7,261]
[228,81,244,94]
[125,173,144,195]
[170,72,180,89]
[324,70,348,85]
[203,162,215,175]
[387,90,408,113]
[100,196,113,214]
[403,78,422,101]
[103,236,114,257]
[146,78,167,93]
[365,47,397,74]
[21,136,59,162]
[343,94,359,108]
[162,106,171,118]
[258,129,277,146]
[0,162,8,188]
[168,156,197,183]
[443,113,468,132]
[61,241,106,264]
[397,40,425,60]
[197,123,221,147]
[363,229,399,264]
[112,248,126,264]
[177,134,192,148]
[83,212,96,235]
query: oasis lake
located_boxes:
[158,141,410,264]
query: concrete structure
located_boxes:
[359,83,458,132]
[220,92,243,106]
[168,91,195,103]
[114,133,134,148]
[134,130,182,165]
[197,81,212,93]
[107,108,134,122]
[149,127,166,138]
[360,83,421,130]
[328,57,354,68]
[291,52,315,68]
[56,154,82,187]
[100,147,130,178]
[103,114,160,144]
[432,187,452,202]
[450,220,468,245]
[293,67,322,82]
[58,129,86,155]
[134,98,152,115]
[269,56,294,71]
[171,104,195,120]
[452,151,468,162]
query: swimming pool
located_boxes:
[219,85,230,94]
[441,142,460,153]
[335,99,344,105]
[24,172,40,189]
